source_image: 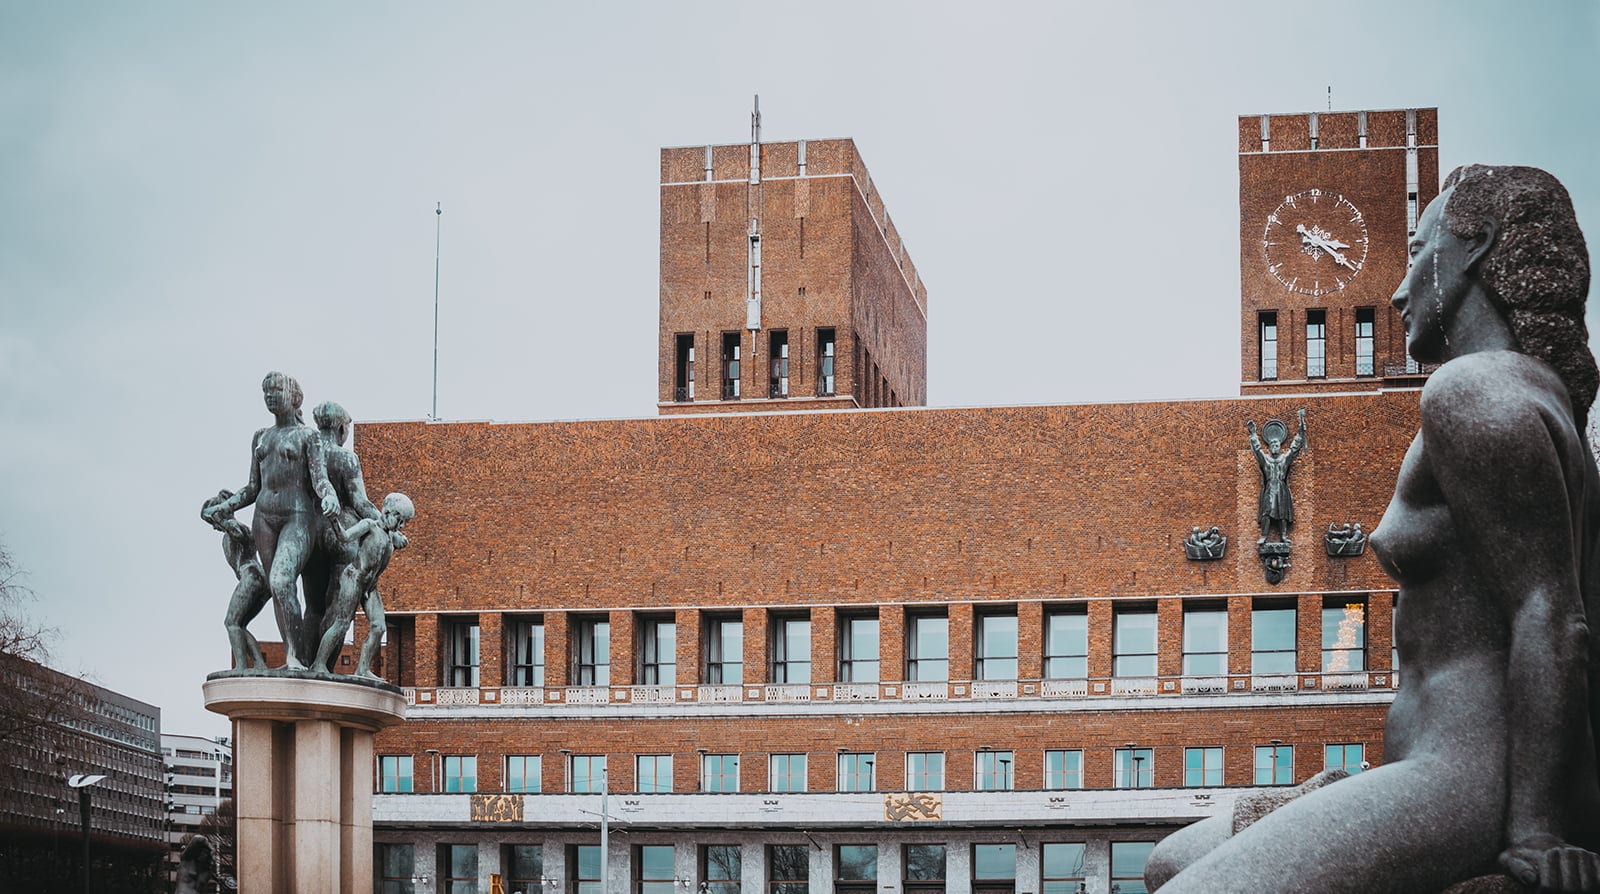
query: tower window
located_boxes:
[721,332,742,399]
[1355,308,1375,376]
[508,617,544,687]
[769,330,789,398]
[638,616,676,686]
[575,617,610,686]
[1259,312,1279,380]
[705,616,744,684]
[1306,310,1326,378]
[444,618,479,687]
[816,328,836,396]
[674,334,695,402]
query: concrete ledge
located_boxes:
[204,674,407,731]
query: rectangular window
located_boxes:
[1183,747,1223,787]
[1252,603,1297,675]
[1044,610,1088,679]
[1255,744,1294,785]
[1113,608,1157,677]
[706,617,744,684]
[505,845,543,894]
[836,845,878,882]
[905,752,945,791]
[769,845,809,894]
[575,618,610,686]
[975,751,1014,791]
[771,615,811,684]
[816,328,837,397]
[905,844,946,892]
[1110,842,1155,894]
[770,753,808,792]
[1325,743,1365,775]
[704,845,742,894]
[839,615,880,683]
[1044,749,1083,790]
[769,330,790,398]
[505,755,541,793]
[1306,309,1326,378]
[722,332,742,399]
[445,619,480,687]
[636,754,673,793]
[1259,312,1279,380]
[379,755,414,793]
[442,755,476,793]
[379,843,415,894]
[675,333,696,401]
[906,614,949,682]
[1355,308,1376,376]
[570,755,606,793]
[838,752,876,792]
[1323,597,1368,671]
[508,618,545,687]
[1113,747,1153,789]
[1040,843,1086,894]
[702,753,740,792]
[439,844,478,894]
[637,845,676,894]
[972,844,1016,883]
[571,844,602,894]
[639,617,676,686]
[975,612,1018,681]
[1181,605,1228,676]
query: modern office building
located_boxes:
[161,733,233,886]
[357,107,1435,894]
[0,655,165,891]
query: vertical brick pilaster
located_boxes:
[811,606,836,684]
[947,603,974,682]
[744,608,769,685]
[610,611,636,687]
[545,612,570,688]
[1298,594,1322,673]
[1157,598,1183,677]
[479,612,503,688]
[879,605,905,683]
[1369,591,1393,671]
[1087,600,1113,680]
[1228,595,1252,675]
[415,613,439,688]
[677,609,703,686]
[1017,602,1042,680]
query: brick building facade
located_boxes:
[360,110,1433,894]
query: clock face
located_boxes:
[1261,189,1369,297]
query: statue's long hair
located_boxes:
[1442,165,1594,426]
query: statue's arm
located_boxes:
[341,455,382,521]
[207,430,266,520]
[1247,431,1267,464]
[302,431,339,515]
[1423,363,1595,879]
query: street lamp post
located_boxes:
[68,773,107,894]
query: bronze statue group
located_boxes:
[202,377,412,678]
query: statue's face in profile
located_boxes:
[1392,187,1474,363]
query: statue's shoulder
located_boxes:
[1423,351,1569,451]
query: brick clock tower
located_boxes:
[1239,108,1439,395]
[657,104,928,415]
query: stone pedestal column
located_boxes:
[204,674,407,894]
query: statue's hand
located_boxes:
[391,531,409,551]
[1500,837,1600,892]
[1246,420,1257,433]
[320,494,340,517]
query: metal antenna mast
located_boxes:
[432,202,442,421]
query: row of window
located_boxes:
[378,743,1365,794]
[674,327,836,402]
[379,841,1154,894]
[1258,308,1377,380]
[440,597,1378,689]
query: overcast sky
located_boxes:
[2,2,1596,740]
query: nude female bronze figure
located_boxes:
[1148,166,1600,892]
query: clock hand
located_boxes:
[1296,224,1359,270]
